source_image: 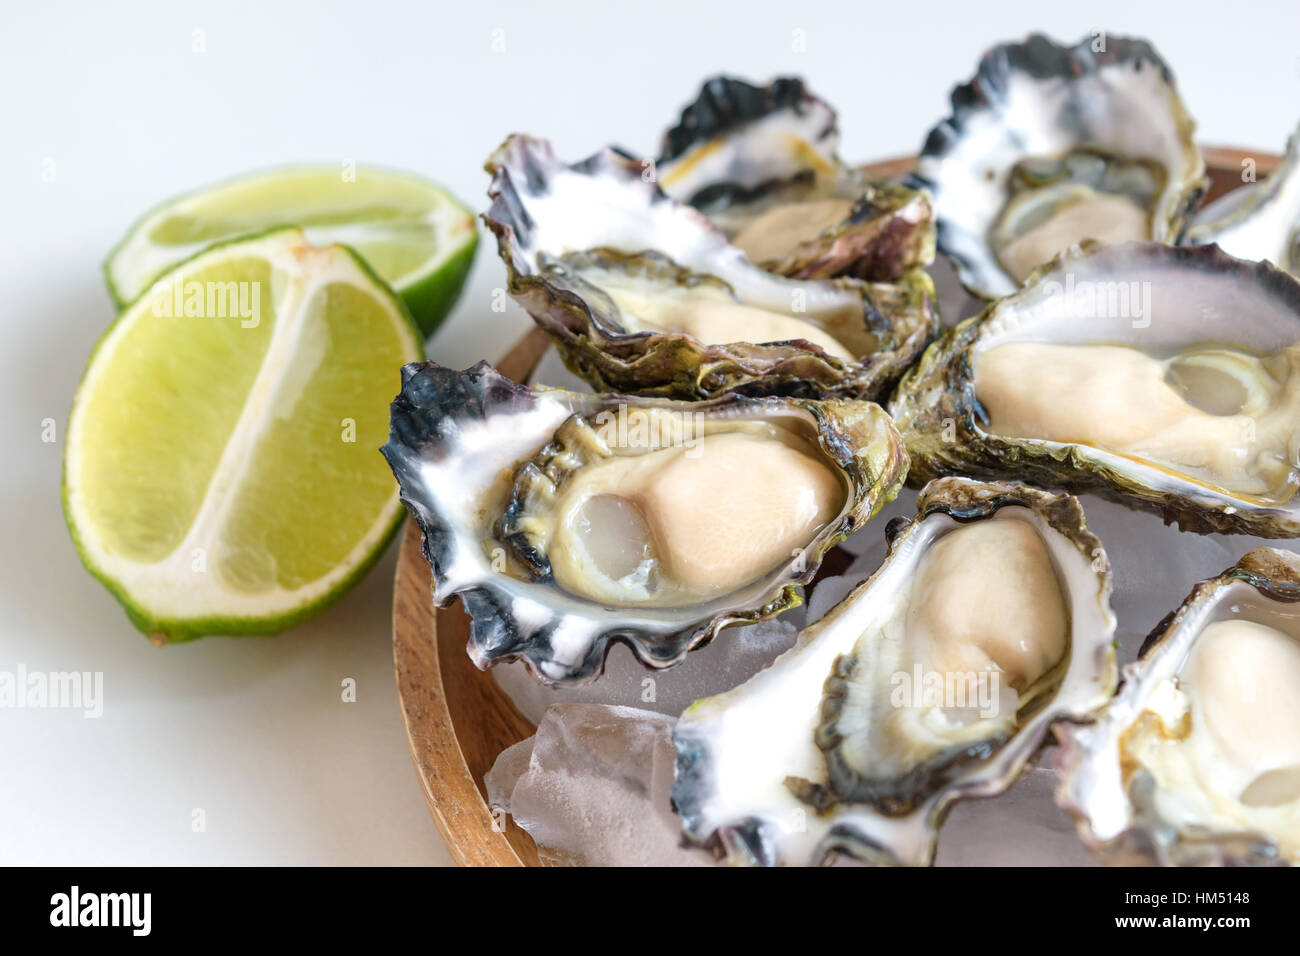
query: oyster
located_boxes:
[1056,548,1300,866]
[1184,121,1300,276]
[382,361,907,684]
[890,241,1300,536]
[672,478,1117,866]
[655,75,935,281]
[483,134,938,401]
[909,33,1205,300]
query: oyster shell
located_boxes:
[656,75,935,281]
[889,241,1300,536]
[1184,121,1300,276]
[909,33,1205,300]
[1056,548,1300,866]
[672,478,1117,866]
[483,134,938,401]
[382,361,907,684]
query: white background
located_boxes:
[2,0,1298,865]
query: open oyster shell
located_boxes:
[483,134,938,401]
[889,241,1300,536]
[382,361,907,685]
[1056,548,1300,866]
[1184,121,1300,277]
[655,75,935,281]
[909,33,1205,300]
[672,478,1117,866]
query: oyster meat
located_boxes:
[656,75,935,281]
[1056,548,1300,865]
[483,134,938,401]
[890,241,1300,536]
[382,361,906,684]
[909,33,1205,300]
[672,478,1117,865]
[1184,121,1300,276]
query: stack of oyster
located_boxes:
[383,34,1300,866]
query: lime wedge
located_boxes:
[66,228,423,642]
[105,167,477,336]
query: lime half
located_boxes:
[105,167,477,336]
[66,228,423,642]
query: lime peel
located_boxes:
[104,166,478,336]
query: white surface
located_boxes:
[1,0,1297,866]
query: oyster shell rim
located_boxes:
[1183,121,1300,275]
[1053,546,1300,867]
[381,359,909,686]
[756,181,937,284]
[482,133,940,402]
[907,31,1207,301]
[658,74,835,172]
[656,73,936,283]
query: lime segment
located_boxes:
[66,228,423,641]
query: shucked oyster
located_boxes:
[655,75,935,281]
[382,361,906,684]
[483,135,938,401]
[672,478,1117,866]
[1056,548,1300,866]
[909,33,1205,300]
[890,241,1300,536]
[1184,121,1300,277]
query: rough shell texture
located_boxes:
[656,75,935,282]
[1054,547,1300,866]
[888,241,1300,536]
[672,477,1118,866]
[658,76,834,173]
[382,360,908,685]
[482,134,938,401]
[766,181,936,283]
[909,33,1205,300]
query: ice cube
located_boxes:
[491,617,800,724]
[933,759,1096,866]
[484,702,711,867]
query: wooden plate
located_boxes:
[392,148,1281,867]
